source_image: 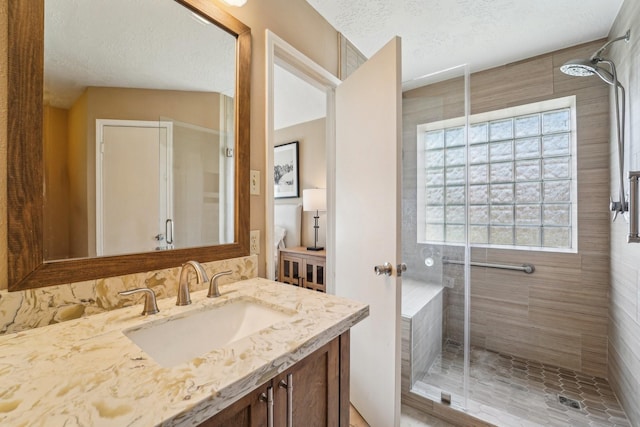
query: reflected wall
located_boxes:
[43,87,227,260]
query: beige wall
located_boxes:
[275,118,327,247]
[220,2,337,276]
[67,91,89,257]
[43,106,71,259]
[403,39,611,377]
[172,125,221,248]
[608,0,640,424]
[0,0,338,290]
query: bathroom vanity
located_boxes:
[0,279,368,426]
[202,334,345,426]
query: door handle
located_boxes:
[374,262,407,277]
[165,219,174,245]
[397,263,407,276]
[259,386,274,427]
[279,373,293,427]
[374,262,393,276]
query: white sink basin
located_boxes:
[123,298,295,367]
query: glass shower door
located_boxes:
[402,64,471,410]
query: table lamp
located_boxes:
[302,188,326,251]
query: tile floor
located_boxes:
[412,341,631,427]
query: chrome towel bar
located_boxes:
[628,171,640,243]
[442,257,535,274]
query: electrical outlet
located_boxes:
[250,170,260,195]
[250,230,260,254]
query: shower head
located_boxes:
[560,58,616,85]
[560,30,630,84]
[560,58,598,77]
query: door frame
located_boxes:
[95,119,174,255]
[265,30,341,290]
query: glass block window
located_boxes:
[417,97,577,251]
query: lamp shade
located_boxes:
[302,188,326,212]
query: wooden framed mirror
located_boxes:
[7,0,251,291]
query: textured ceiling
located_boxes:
[305,0,625,89]
[45,0,235,108]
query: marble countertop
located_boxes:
[0,278,369,426]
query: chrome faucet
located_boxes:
[207,270,232,298]
[176,260,209,306]
[119,288,159,315]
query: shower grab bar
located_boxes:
[628,171,640,243]
[442,258,535,274]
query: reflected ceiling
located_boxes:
[45,0,236,108]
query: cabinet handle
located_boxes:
[259,386,274,427]
[629,171,640,242]
[279,373,293,427]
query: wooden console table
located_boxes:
[278,246,326,292]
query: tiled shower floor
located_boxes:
[413,341,631,427]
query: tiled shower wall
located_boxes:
[402,40,611,377]
[607,0,640,425]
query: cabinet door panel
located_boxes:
[304,257,326,292]
[197,334,348,426]
[275,338,339,426]
[279,253,303,286]
[198,381,270,427]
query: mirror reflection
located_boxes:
[43,0,236,260]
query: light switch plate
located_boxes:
[250,230,260,254]
[250,170,260,195]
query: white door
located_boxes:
[97,121,171,256]
[335,37,402,427]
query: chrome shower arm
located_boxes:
[590,63,615,86]
[590,29,630,61]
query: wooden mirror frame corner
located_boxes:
[7,0,251,291]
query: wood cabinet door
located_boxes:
[197,334,349,427]
[198,380,270,427]
[302,255,326,292]
[279,253,303,286]
[274,337,340,426]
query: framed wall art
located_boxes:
[274,141,300,198]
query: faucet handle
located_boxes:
[119,288,159,316]
[207,270,233,298]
